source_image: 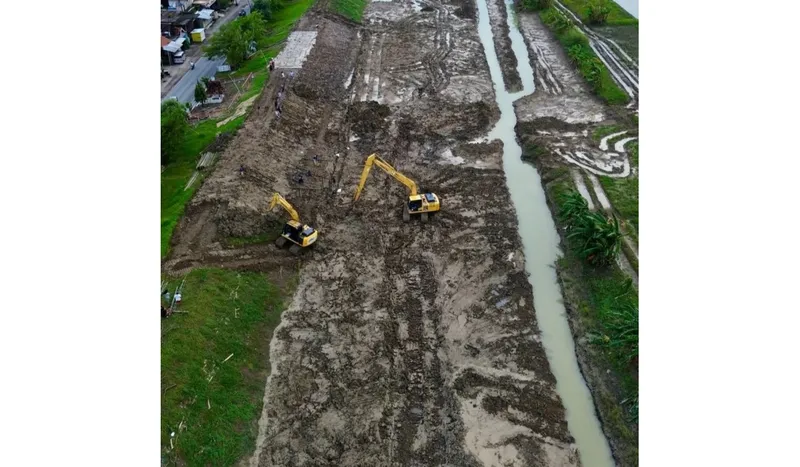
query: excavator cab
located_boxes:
[406,193,440,221]
[280,220,318,248]
[269,193,318,255]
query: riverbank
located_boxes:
[516,126,639,465]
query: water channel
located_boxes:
[474,0,615,465]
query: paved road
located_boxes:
[162,56,227,105]
[161,3,252,106]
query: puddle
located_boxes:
[475,0,615,465]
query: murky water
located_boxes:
[475,0,615,465]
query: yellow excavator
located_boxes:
[353,153,440,222]
[268,192,318,255]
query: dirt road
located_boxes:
[164,1,586,465]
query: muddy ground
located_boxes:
[487,0,522,93]
[164,1,581,466]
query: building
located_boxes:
[161,10,196,38]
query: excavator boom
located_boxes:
[269,193,300,222]
[354,153,419,201]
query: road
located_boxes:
[162,56,227,105]
[161,2,252,106]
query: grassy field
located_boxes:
[161,0,316,258]
[330,0,369,22]
[559,0,638,26]
[161,268,295,466]
[537,7,629,105]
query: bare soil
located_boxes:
[487,0,522,92]
[164,2,581,466]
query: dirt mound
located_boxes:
[292,82,319,100]
[348,101,391,135]
[452,0,476,20]
[207,130,236,153]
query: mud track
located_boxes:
[165,1,581,465]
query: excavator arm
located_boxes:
[269,192,301,223]
[353,153,419,201]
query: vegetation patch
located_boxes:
[558,0,637,26]
[161,268,293,466]
[530,6,628,105]
[161,0,315,258]
[330,0,369,22]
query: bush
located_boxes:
[520,0,552,12]
[585,0,611,25]
[541,7,573,33]
[559,190,622,266]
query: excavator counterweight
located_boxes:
[353,153,441,223]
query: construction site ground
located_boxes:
[164,0,583,465]
[163,0,640,465]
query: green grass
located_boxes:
[161,0,316,258]
[161,268,291,466]
[591,124,625,141]
[599,140,638,232]
[559,0,638,26]
[538,7,629,106]
[330,0,369,22]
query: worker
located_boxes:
[190,61,195,70]
[239,165,245,175]
[174,292,182,308]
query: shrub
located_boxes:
[559,190,623,266]
[585,0,611,25]
[520,0,552,12]
[541,7,573,33]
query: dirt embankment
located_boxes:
[165,1,582,466]
[487,0,522,93]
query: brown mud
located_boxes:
[487,0,522,93]
[164,1,581,466]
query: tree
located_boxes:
[161,100,189,164]
[195,81,208,105]
[253,0,281,20]
[203,13,268,69]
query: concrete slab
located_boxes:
[274,31,318,69]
